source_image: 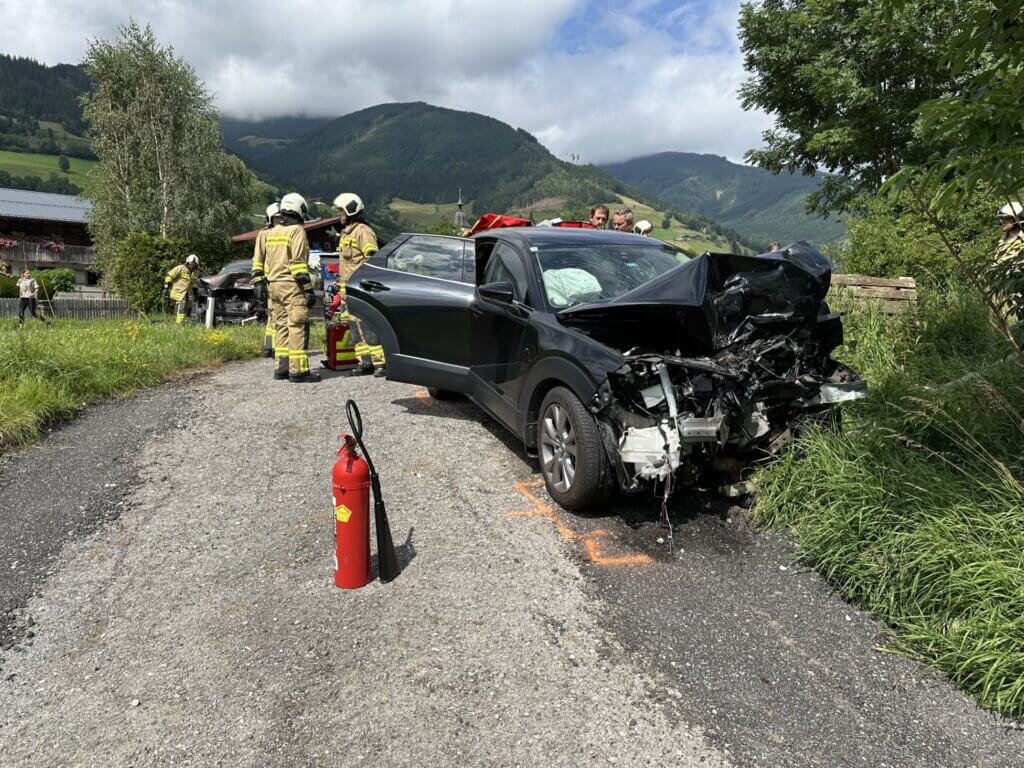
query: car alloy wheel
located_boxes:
[540,402,577,493]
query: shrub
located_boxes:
[107,231,190,312]
[833,194,997,288]
[38,268,76,294]
[0,268,78,298]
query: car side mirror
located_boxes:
[478,281,515,304]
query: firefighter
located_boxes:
[334,192,383,376]
[164,254,199,324]
[252,192,320,383]
[993,202,1024,314]
[259,201,282,358]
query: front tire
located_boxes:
[538,387,613,511]
[427,387,460,401]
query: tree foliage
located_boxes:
[890,0,1024,211]
[107,230,190,312]
[738,0,986,214]
[81,21,259,272]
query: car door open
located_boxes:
[345,234,475,392]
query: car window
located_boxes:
[534,242,686,309]
[219,260,252,275]
[387,236,465,282]
[483,242,531,304]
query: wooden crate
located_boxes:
[829,274,917,314]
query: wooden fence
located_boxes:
[830,274,918,314]
[0,297,135,320]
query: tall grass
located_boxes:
[754,288,1024,719]
[0,318,262,451]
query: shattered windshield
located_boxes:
[535,243,688,309]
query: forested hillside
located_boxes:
[603,151,845,245]
[242,102,628,214]
[0,54,90,134]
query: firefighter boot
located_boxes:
[348,362,375,377]
[273,354,290,380]
[290,370,322,383]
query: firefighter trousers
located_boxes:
[170,289,192,324]
[348,313,385,367]
[268,281,311,374]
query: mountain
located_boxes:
[239,102,633,216]
[0,54,90,135]
[602,152,845,245]
[220,115,332,158]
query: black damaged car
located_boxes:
[345,228,865,510]
[193,258,262,324]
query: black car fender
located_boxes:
[516,354,603,455]
[343,295,400,357]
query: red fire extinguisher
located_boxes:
[332,433,371,589]
[331,400,400,589]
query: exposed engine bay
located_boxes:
[564,243,867,492]
[194,268,262,325]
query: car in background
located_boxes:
[194,258,260,324]
[345,228,864,510]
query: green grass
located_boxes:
[753,288,1024,720]
[0,319,263,452]
[0,148,96,179]
[390,198,472,228]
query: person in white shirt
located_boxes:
[17,269,49,325]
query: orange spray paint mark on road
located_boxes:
[509,479,652,567]
[414,390,430,401]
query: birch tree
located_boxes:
[81,21,258,269]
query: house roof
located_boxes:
[231,216,342,243]
[0,187,92,225]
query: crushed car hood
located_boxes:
[558,242,832,353]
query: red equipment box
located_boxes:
[326,322,358,371]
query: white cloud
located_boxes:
[0,0,770,163]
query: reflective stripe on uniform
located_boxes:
[266,235,293,246]
[288,262,310,276]
[289,349,310,374]
[362,243,378,256]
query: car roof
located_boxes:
[474,227,655,247]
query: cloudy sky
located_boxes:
[0,0,772,164]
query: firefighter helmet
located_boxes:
[265,201,281,225]
[997,202,1024,223]
[185,254,199,268]
[333,192,365,218]
[280,192,310,221]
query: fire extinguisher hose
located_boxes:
[345,399,400,582]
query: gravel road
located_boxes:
[0,359,726,768]
[1,357,1020,767]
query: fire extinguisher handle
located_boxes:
[345,399,376,477]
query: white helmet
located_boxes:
[633,219,653,236]
[280,192,310,221]
[265,201,281,225]
[333,192,364,218]
[997,202,1024,223]
[185,254,199,268]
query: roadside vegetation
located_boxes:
[0,320,262,452]
[742,0,1024,720]
[754,282,1024,719]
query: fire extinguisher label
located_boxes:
[335,504,353,523]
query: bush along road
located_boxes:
[0,353,1021,767]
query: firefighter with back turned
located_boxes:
[251,192,320,383]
